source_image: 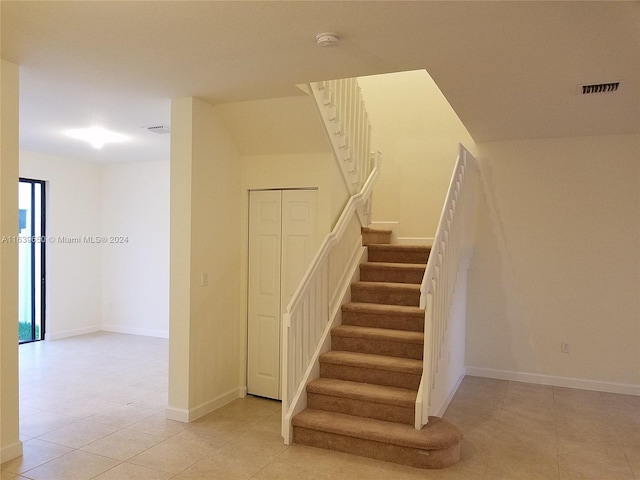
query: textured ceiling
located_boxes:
[2,1,638,162]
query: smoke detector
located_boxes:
[316,32,340,47]
[144,125,171,134]
[579,81,621,95]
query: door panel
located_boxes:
[257,315,278,377]
[281,190,318,313]
[248,191,282,399]
[247,189,317,400]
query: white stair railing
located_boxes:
[282,79,377,444]
[282,152,380,444]
[310,78,372,198]
[415,144,479,429]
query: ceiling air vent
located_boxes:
[145,125,171,134]
[579,82,620,95]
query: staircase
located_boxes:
[291,228,463,469]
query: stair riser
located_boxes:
[362,231,392,245]
[320,363,421,390]
[293,427,461,469]
[368,249,429,264]
[307,393,414,425]
[342,310,424,332]
[331,336,423,360]
[360,267,425,284]
[351,287,420,307]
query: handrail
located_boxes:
[282,152,380,444]
[415,144,478,429]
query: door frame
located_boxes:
[246,187,318,399]
[18,177,46,343]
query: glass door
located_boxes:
[19,178,45,343]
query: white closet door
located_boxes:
[247,190,283,399]
[247,189,317,400]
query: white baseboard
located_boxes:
[165,406,190,423]
[166,387,244,423]
[45,325,101,341]
[432,373,466,418]
[47,326,169,341]
[466,366,640,396]
[102,325,169,339]
[0,440,23,463]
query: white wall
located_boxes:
[429,265,470,416]
[167,93,348,420]
[358,70,476,240]
[101,161,170,337]
[168,97,243,422]
[1,59,22,463]
[19,152,170,339]
[216,95,328,156]
[20,151,102,339]
[467,134,640,393]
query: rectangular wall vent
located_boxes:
[580,82,620,95]
[145,125,171,134]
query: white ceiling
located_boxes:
[2,1,638,163]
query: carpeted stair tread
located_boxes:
[332,325,424,345]
[362,227,392,235]
[361,227,392,246]
[293,409,462,451]
[320,350,422,374]
[360,262,426,284]
[341,302,425,332]
[351,281,421,306]
[331,324,424,359]
[367,244,431,264]
[307,378,416,408]
[368,244,430,253]
[352,281,421,291]
[343,302,424,317]
[361,261,426,270]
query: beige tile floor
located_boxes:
[2,332,638,479]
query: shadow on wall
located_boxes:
[465,159,536,376]
[466,135,640,389]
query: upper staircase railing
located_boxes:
[310,78,372,197]
[415,144,479,429]
[282,78,378,443]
